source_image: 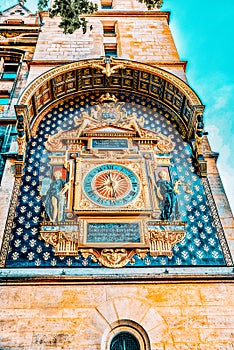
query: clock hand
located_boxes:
[107,171,112,182]
[96,184,108,191]
[106,172,117,199]
[111,185,117,199]
[108,171,116,183]
[88,184,108,195]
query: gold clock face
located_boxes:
[93,170,131,200]
[83,164,140,207]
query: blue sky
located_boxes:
[162,0,234,214]
[1,0,233,213]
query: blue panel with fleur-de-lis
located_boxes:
[5,92,228,267]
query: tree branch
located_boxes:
[36,0,163,34]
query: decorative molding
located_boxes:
[0,177,21,267]
[43,102,175,152]
[39,219,187,267]
[80,248,136,268]
[98,92,118,103]
[92,10,170,22]
[202,178,233,266]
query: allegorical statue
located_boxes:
[195,114,204,157]
[45,170,69,222]
[155,170,180,221]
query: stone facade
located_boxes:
[0,278,234,349]
[0,1,233,350]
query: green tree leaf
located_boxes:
[36,0,163,34]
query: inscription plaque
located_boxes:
[87,223,140,243]
[92,139,128,149]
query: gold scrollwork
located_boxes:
[40,231,59,247]
[17,136,26,156]
[80,248,136,268]
[92,58,125,77]
[148,229,186,257]
[98,93,119,103]
[135,249,148,260]
[40,230,79,255]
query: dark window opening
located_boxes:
[1,63,18,80]
[0,91,10,105]
[101,0,113,9]
[4,19,24,24]
[110,332,140,350]
[0,126,17,183]
[103,25,116,36]
[104,46,117,57]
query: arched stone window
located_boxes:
[102,319,151,350]
[110,331,140,350]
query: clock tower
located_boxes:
[0,1,233,349]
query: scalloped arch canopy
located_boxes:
[16,58,204,140]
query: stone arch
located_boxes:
[15,57,204,142]
[96,296,173,349]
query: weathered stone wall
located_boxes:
[116,16,179,62]
[0,282,233,349]
[32,15,103,62]
[112,0,149,10]
[49,0,148,11]
[29,11,186,83]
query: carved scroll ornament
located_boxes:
[44,101,175,154]
[79,248,150,268]
[40,225,186,267]
[40,230,79,255]
[148,229,186,257]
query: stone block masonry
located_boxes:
[0,282,233,349]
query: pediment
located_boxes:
[45,125,175,154]
[83,125,137,136]
[44,100,175,153]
